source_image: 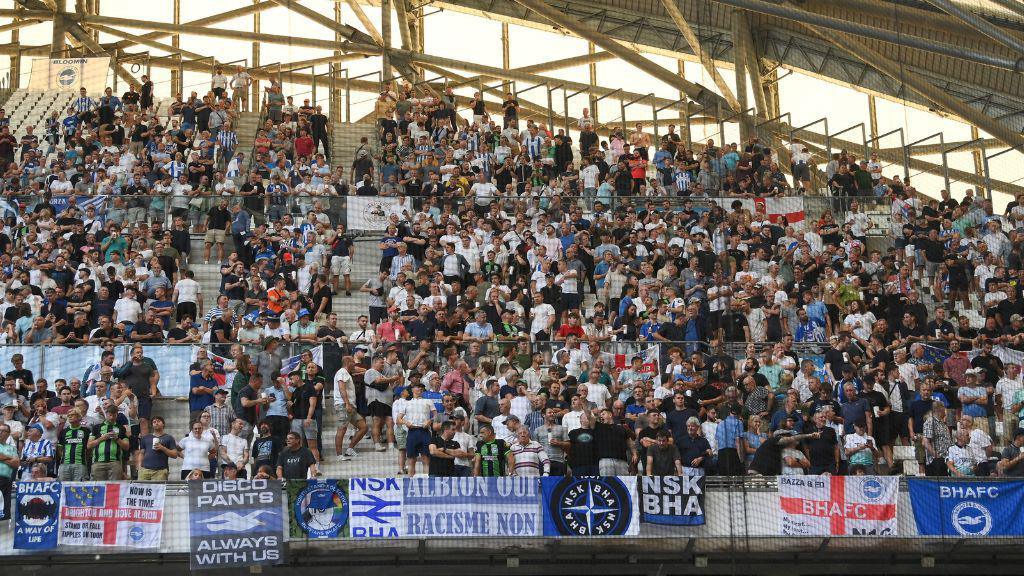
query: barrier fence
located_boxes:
[4,191,890,236]
[3,477,1023,565]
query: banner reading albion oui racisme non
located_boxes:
[188,479,286,571]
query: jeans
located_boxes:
[57,463,90,481]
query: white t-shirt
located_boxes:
[175,278,201,304]
[221,433,247,465]
[113,297,142,324]
[333,368,356,409]
[471,182,499,207]
[530,303,555,335]
[180,435,215,472]
[398,397,435,428]
[585,382,611,408]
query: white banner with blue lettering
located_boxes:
[28,57,111,94]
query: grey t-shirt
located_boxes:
[1001,444,1024,477]
[364,278,387,308]
[364,368,392,406]
[534,423,567,462]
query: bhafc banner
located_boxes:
[58,483,165,547]
[14,481,62,550]
[908,479,1024,537]
[189,479,286,570]
[289,479,350,539]
[639,473,705,527]
[541,476,639,537]
[28,57,111,94]
[779,475,898,536]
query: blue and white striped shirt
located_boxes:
[217,130,237,150]
[526,135,544,160]
[74,96,97,113]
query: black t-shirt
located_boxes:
[277,446,316,479]
[292,382,318,420]
[428,434,460,476]
[593,421,631,460]
[804,426,838,468]
[208,206,230,229]
[251,434,281,470]
[210,318,233,343]
[908,398,934,434]
[748,435,786,475]
[568,427,599,468]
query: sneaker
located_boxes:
[345,291,352,297]
[387,443,396,451]
[397,468,406,475]
[344,448,357,458]
[375,443,386,452]
[340,453,352,461]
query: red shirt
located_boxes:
[295,136,314,157]
[556,324,585,339]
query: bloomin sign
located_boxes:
[28,57,111,94]
[189,479,286,570]
[779,475,898,536]
[908,479,1024,537]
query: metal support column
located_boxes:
[732,10,750,141]
[252,0,261,111]
[971,126,984,178]
[501,22,511,95]
[382,0,393,82]
[50,8,67,58]
[660,0,740,112]
[170,0,180,94]
[564,88,587,135]
[677,60,688,144]
[546,84,562,130]
[589,43,599,125]
[925,0,1024,55]
[867,95,879,142]
[10,19,20,90]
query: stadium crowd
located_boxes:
[1,71,1024,517]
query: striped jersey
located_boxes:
[74,96,97,113]
[509,440,550,476]
[21,438,54,467]
[59,425,91,465]
[475,438,509,477]
[90,421,127,463]
[218,130,238,150]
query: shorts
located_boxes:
[368,400,392,419]
[137,396,153,419]
[291,418,319,439]
[331,255,352,276]
[335,404,364,427]
[406,427,431,459]
[369,305,387,325]
[205,228,227,244]
[138,467,169,481]
[394,425,408,447]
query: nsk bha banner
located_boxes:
[188,479,285,570]
[28,57,110,94]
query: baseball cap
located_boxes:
[1012,314,1023,323]
[215,388,229,395]
[298,308,311,319]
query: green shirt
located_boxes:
[0,443,17,478]
[475,439,509,477]
[60,425,91,466]
[91,421,127,463]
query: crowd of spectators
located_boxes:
[1,71,1024,518]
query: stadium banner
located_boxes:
[613,344,661,387]
[288,479,350,539]
[403,476,541,538]
[779,475,898,536]
[712,197,807,231]
[638,472,705,527]
[188,479,286,570]
[13,481,61,550]
[48,195,108,216]
[346,196,412,230]
[347,477,404,538]
[908,479,1024,537]
[541,476,640,537]
[58,482,166,547]
[281,345,324,376]
[28,57,111,94]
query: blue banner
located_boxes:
[14,480,62,550]
[189,479,286,570]
[908,479,1024,536]
[541,476,639,536]
[638,473,705,526]
[402,476,540,537]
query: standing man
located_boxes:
[276,431,319,480]
[396,381,436,477]
[88,405,129,480]
[138,416,179,481]
[474,424,509,477]
[533,407,569,475]
[56,409,91,481]
[230,66,253,112]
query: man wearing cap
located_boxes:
[396,381,436,477]
[290,309,319,344]
[998,428,1024,477]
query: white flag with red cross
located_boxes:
[778,475,898,536]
